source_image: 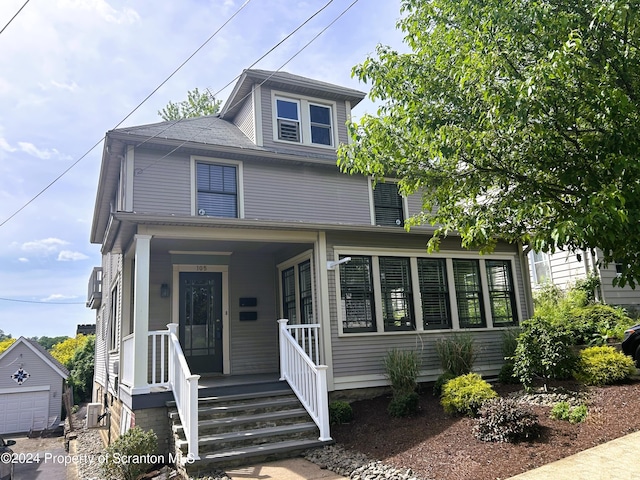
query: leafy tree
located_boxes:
[31,335,70,351]
[51,335,90,368]
[69,335,95,402]
[338,0,640,286]
[158,87,221,121]
[0,338,16,354]
[0,329,10,341]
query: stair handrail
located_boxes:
[167,323,200,462]
[278,319,331,441]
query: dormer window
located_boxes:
[273,93,335,147]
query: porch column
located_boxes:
[132,234,152,394]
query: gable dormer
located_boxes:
[219,69,365,154]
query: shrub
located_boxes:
[433,371,457,396]
[550,401,588,424]
[574,345,637,386]
[512,317,578,389]
[498,329,520,384]
[498,362,519,384]
[388,392,420,417]
[440,373,497,417]
[384,349,420,396]
[101,427,158,480]
[473,397,540,442]
[329,401,353,425]
[435,334,477,376]
[564,305,630,345]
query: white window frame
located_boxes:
[368,177,409,227]
[277,250,316,324]
[528,250,552,285]
[190,156,244,219]
[271,91,338,148]
[333,248,523,337]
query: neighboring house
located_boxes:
[86,69,533,468]
[527,249,640,313]
[76,324,96,336]
[0,337,69,435]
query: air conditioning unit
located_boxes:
[86,403,102,429]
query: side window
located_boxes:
[309,104,332,145]
[486,260,518,326]
[298,260,314,324]
[453,259,486,328]
[379,257,415,331]
[339,255,376,333]
[529,251,551,285]
[276,98,300,142]
[196,162,238,218]
[373,182,404,227]
[109,285,119,351]
[281,267,297,323]
[417,258,451,329]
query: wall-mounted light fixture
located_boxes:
[327,256,351,270]
[160,283,170,298]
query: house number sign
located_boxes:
[196,265,208,271]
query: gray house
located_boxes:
[86,69,531,470]
[0,337,69,435]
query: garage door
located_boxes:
[0,390,49,434]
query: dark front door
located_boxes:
[179,272,223,374]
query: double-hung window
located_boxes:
[529,251,551,285]
[339,255,376,333]
[486,260,518,326]
[281,266,297,323]
[309,103,332,145]
[274,94,334,147]
[417,258,451,329]
[276,98,301,142]
[373,182,404,227]
[196,162,238,218]
[453,259,486,328]
[379,257,415,331]
[279,257,314,325]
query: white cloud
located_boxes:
[57,250,89,261]
[17,142,61,160]
[21,238,69,254]
[57,0,140,25]
[49,80,80,92]
[41,294,79,302]
[0,137,16,152]
[18,257,29,263]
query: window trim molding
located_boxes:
[270,90,338,149]
[190,156,244,219]
[367,177,409,227]
[333,247,523,337]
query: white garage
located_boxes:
[0,337,69,435]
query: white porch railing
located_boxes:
[278,319,331,441]
[167,323,200,462]
[121,334,134,387]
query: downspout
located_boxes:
[519,243,535,318]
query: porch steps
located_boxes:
[168,386,332,475]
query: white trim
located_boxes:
[138,225,318,243]
[172,264,231,375]
[190,156,245,219]
[345,100,352,145]
[0,385,51,395]
[315,232,334,390]
[332,247,523,337]
[276,250,315,323]
[124,145,134,211]
[271,90,338,149]
[0,338,68,379]
[254,84,263,146]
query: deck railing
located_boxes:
[278,319,331,441]
[167,323,200,462]
[121,334,134,387]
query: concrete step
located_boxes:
[172,408,309,435]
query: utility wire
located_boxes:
[136,0,360,174]
[0,0,30,37]
[0,0,254,229]
[0,297,85,305]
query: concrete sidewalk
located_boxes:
[225,458,348,480]
[507,430,640,480]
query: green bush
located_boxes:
[473,397,540,442]
[440,373,497,417]
[564,305,630,345]
[550,401,588,424]
[512,317,578,389]
[574,345,637,386]
[435,334,477,376]
[329,401,353,425]
[433,371,457,396]
[498,362,519,384]
[384,349,420,396]
[101,427,158,480]
[387,392,420,417]
[498,329,521,384]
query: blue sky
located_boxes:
[0,0,406,339]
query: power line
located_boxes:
[0,297,85,305]
[0,0,255,229]
[0,0,30,37]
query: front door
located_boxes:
[179,272,223,374]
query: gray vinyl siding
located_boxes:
[259,85,349,157]
[228,252,280,374]
[232,94,255,143]
[243,162,371,224]
[597,261,640,307]
[324,232,523,388]
[132,149,191,215]
[0,342,65,425]
[548,250,587,288]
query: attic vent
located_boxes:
[278,120,300,142]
